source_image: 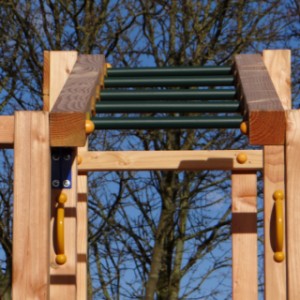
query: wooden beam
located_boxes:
[234,54,285,145]
[262,50,289,300]
[232,171,258,300]
[13,111,51,299]
[0,116,14,147]
[77,142,88,300]
[78,150,263,172]
[50,55,105,147]
[43,51,78,112]
[285,110,300,299]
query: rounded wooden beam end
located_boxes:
[236,153,248,164]
[85,120,95,135]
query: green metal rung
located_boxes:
[100,89,236,101]
[96,100,240,113]
[91,116,243,130]
[104,76,234,88]
[107,66,232,77]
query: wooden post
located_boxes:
[262,50,290,300]
[44,51,79,299]
[285,110,300,299]
[12,111,51,299]
[232,171,258,299]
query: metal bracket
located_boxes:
[51,148,73,189]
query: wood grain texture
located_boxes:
[234,54,285,145]
[0,116,14,147]
[263,50,291,110]
[49,54,105,146]
[50,150,78,299]
[232,171,258,300]
[77,142,88,300]
[285,110,300,300]
[43,51,78,112]
[13,111,50,299]
[262,50,289,300]
[78,150,263,172]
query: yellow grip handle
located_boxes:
[273,190,284,262]
[56,193,67,265]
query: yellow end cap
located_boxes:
[57,193,67,204]
[106,63,112,69]
[240,121,248,135]
[77,155,83,165]
[274,252,284,262]
[85,120,95,134]
[56,254,67,265]
[273,190,284,201]
[236,153,248,164]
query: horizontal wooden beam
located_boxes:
[78,150,263,172]
[0,116,14,147]
[50,54,105,147]
[234,54,285,145]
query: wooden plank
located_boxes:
[78,150,263,172]
[285,110,300,300]
[0,116,14,147]
[49,150,78,299]
[13,111,50,299]
[234,54,285,145]
[262,50,289,300]
[50,55,105,147]
[45,51,79,300]
[77,142,88,300]
[263,50,291,110]
[43,51,78,112]
[232,171,258,300]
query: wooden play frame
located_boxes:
[1,49,299,299]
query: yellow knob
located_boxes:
[236,153,248,164]
[77,155,82,165]
[56,254,67,265]
[240,121,248,135]
[274,252,285,263]
[106,63,112,69]
[273,190,284,201]
[85,120,95,134]
[57,193,67,204]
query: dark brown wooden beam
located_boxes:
[50,54,105,147]
[234,54,285,145]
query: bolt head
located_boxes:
[63,180,71,188]
[52,180,60,188]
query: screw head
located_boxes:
[52,180,60,188]
[52,154,60,161]
[63,180,71,188]
[63,154,71,161]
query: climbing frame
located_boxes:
[2,49,299,299]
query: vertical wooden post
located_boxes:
[285,110,300,299]
[44,51,79,299]
[77,143,88,300]
[262,50,291,300]
[232,171,258,299]
[13,111,51,299]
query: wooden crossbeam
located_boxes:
[49,54,105,147]
[234,54,285,145]
[78,150,263,172]
[0,116,14,148]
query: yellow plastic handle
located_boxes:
[56,193,67,265]
[273,190,284,262]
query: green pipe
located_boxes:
[96,101,240,113]
[104,76,234,88]
[107,66,232,77]
[100,89,236,101]
[92,116,243,129]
